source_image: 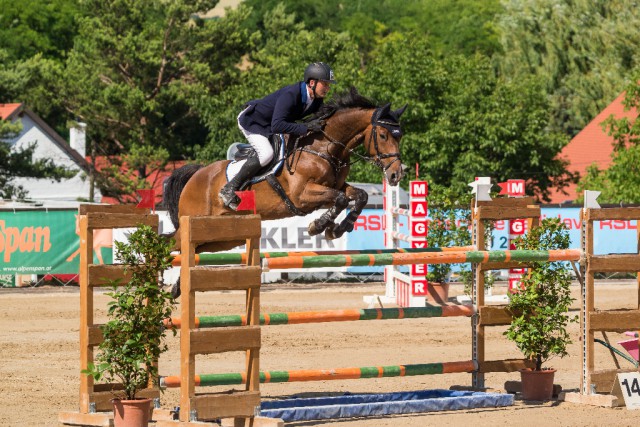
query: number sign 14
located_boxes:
[612,372,640,410]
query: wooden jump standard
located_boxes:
[58,205,160,427]
[59,207,266,427]
[471,196,541,389]
[563,206,640,407]
[172,214,263,426]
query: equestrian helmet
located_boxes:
[304,62,336,84]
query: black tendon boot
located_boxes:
[219,153,262,210]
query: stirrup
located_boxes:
[219,186,240,210]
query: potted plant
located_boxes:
[426,186,472,303]
[504,217,577,401]
[83,225,176,426]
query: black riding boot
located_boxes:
[219,153,262,210]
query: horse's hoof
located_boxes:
[308,222,320,236]
[325,228,343,240]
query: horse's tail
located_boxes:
[164,163,203,230]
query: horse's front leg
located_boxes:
[298,183,349,238]
[325,184,368,240]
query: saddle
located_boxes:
[225,134,309,216]
[225,134,287,188]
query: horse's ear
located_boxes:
[350,86,359,97]
[392,104,408,119]
[379,103,391,116]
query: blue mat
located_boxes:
[260,389,514,422]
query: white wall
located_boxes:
[6,115,100,202]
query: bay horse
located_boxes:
[163,88,406,254]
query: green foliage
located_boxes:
[196,6,360,161]
[360,34,575,200]
[408,0,503,56]
[241,0,502,57]
[0,49,67,135]
[496,0,640,136]
[0,0,80,62]
[504,218,577,371]
[95,144,170,203]
[425,185,472,283]
[82,225,176,400]
[61,0,257,196]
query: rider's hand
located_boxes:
[306,119,325,133]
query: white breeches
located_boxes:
[238,109,274,167]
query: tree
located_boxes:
[241,0,502,58]
[496,0,640,136]
[61,0,258,200]
[196,4,361,161]
[0,119,73,200]
[0,0,80,62]
[576,72,640,203]
[0,48,68,137]
[360,33,576,200]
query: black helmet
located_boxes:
[304,62,336,83]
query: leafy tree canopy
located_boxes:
[496,0,640,136]
[195,4,361,161]
[359,33,575,200]
[60,0,258,198]
[0,0,80,62]
[241,0,502,57]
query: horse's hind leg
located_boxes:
[325,185,368,240]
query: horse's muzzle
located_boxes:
[386,167,404,186]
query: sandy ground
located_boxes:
[2,281,640,426]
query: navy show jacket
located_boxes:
[239,82,323,137]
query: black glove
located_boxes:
[306,119,325,133]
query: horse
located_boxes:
[163,87,406,254]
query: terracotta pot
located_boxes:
[520,368,556,401]
[112,398,152,427]
[427,282,450,304]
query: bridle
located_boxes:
[365,106,402,172]
[286,106,402,177]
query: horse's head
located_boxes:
[365,103,407,186]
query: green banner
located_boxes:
[0,210,112,275]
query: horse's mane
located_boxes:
[312,87,378,119]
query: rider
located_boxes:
[219,62,336,210]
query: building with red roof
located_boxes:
[549,92,638,203]
[1,103,98,204]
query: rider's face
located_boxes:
[311,80,332,98]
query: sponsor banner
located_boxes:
[0,210,112,274]
[491,207,638,255]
